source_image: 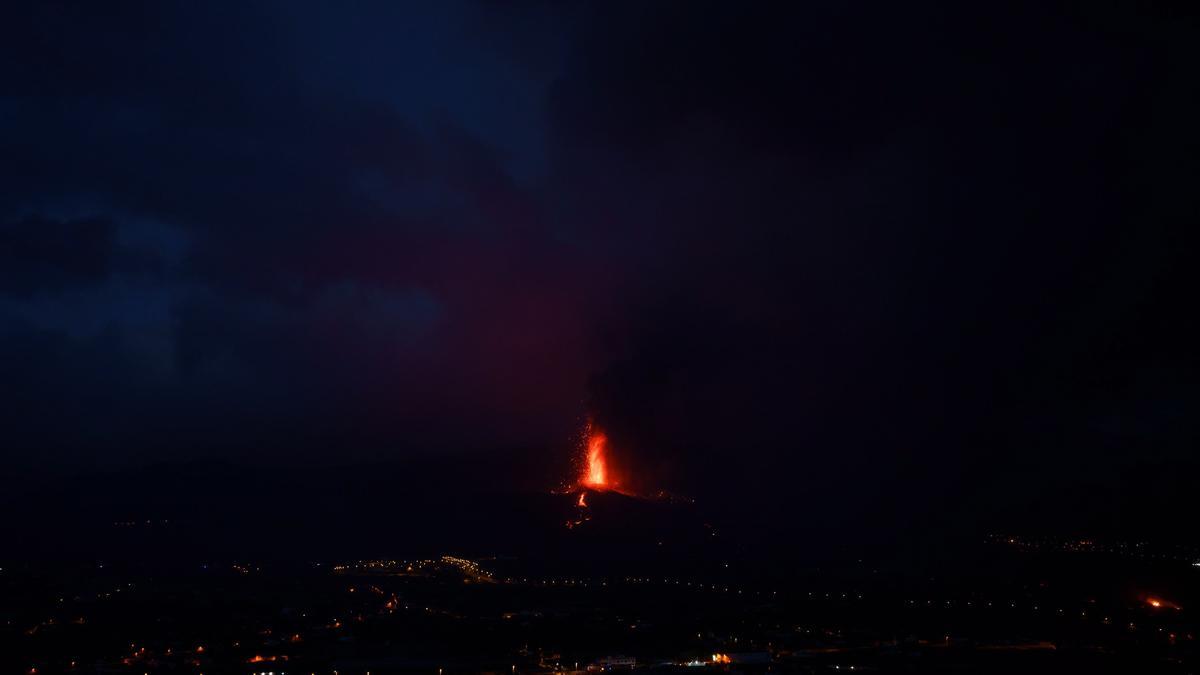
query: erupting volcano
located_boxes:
[564,418,689,503]
[561,418,697,533]
[565,420,623,529]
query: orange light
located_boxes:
[565,418,637,504]
[1145,596,1182,610]
[712,653,731,664]
[582,426,609,489]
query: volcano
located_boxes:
[560,419,706,550]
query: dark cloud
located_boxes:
[0,215,117,296]
[551,2,1200,531]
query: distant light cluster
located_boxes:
[331,556,495,582]
[988,533,1200,564]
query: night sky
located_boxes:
[3,2,1199,540]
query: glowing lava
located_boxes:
[573,419,639,496]
[564,422,613,529]
[1146,596,1182,610]
[582,425,610,490]
[559,418,692,531]
[564,419,660,529]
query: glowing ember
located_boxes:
[577,492,588,507]
[581,422,611,490]
[1145,596,1182,610]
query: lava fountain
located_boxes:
[582,424,611,490]
[565,419,670,529]
[566,421,613,529]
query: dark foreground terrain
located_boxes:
[3,527,1198,674]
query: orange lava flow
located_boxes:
[582,426,610,490]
